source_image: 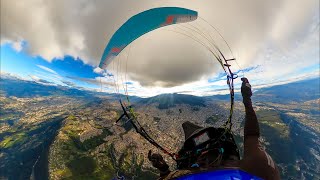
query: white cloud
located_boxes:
[36,65,58,75]
[28,74,54,85]
[0,71,29,81]
[1,0,319,95]
[29,75,41,81]
[12,41,23,52]
[93,67,104,74]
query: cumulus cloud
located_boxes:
[1,0,319,89]
[121,30,219,87]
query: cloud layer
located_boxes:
[1,0,319,89]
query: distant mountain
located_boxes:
[0,76,140,103]
[207,94,232,101]
[137,93,206,109]
[254,77,320,103]
[206,77,320,103]
[1,75,318,105]
[0,77,94,98]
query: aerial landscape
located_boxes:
[1,75,319,179]
[1,0,319,180]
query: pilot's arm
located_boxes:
[240,78,280,180]
[241,77,260,157]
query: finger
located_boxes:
[148,150,152,159]
[154,154,162,159]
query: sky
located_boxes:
[1,0,319,97]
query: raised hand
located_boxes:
[241,78,252,105]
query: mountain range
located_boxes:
[0,76,319,180]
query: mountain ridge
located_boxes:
[2,75,318,105]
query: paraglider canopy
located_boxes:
[99,7,198,69]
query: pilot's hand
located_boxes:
[148,150,169,172]
[241,78,252,105]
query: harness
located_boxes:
[176,127,240,169]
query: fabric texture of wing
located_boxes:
[99,7,198,69]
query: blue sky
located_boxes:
[1,43,102,90]
[1,1,319,97]
[1,42,263,95]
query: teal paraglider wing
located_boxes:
[99,7,198,69]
